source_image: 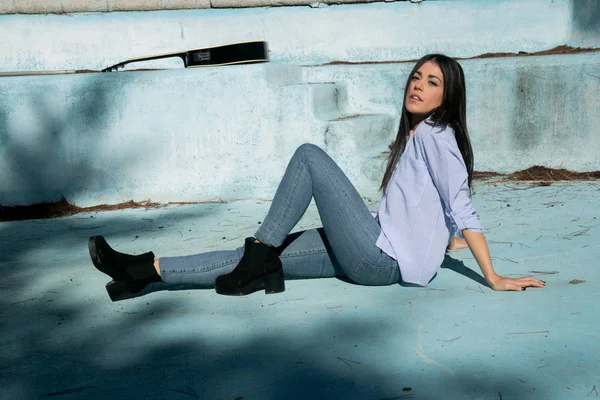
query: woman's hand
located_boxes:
[461,230,546,292]
[486,274,546,291]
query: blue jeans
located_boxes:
[160,144,400,287]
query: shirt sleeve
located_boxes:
[419,131,483,236]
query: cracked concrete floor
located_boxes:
[0,181,599,400]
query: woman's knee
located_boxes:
[294,143,325,161]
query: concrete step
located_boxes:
[1,52,599,208]
[0,65,328,207]
[324,114,397,196]
[304,64,408,116]
[277,82,344,121]
[306,52,600,174]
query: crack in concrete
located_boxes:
[417,323,455,376]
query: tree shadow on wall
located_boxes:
[0,74,145,207]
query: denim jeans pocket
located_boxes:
[350,260,397,286]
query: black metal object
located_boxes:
[101,41,269,72]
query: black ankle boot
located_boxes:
[88,235,161,301]
[215,237,285,296]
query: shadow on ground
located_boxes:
[0,206,553,400]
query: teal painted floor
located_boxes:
[1,181,598,400]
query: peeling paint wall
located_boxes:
[1,53,598,207]
[0,0,599,206]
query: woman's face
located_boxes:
[405,61,444,121]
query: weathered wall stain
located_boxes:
[572,0,600,33]
[514,68,539,151]
[512,64,591,154]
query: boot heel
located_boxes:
[264,269,285,294]
[105,280,143,302]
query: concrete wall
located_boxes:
[0,65,314,206]
[2,0,415,15]
[2,52,598,207]
[303,53,600,176]
[1,0,599,72]
[0,0,599,206]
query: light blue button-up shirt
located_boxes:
[375,118,483,286]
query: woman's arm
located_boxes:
[417,129,545,291]
[462,229,546,291]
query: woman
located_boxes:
[89,54,546,302]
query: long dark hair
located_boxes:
[380,54,474,192]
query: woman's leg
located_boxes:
[254,143,399,286]
[159,228,344,287]
[93,144,399,296]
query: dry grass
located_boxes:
[1,166,599,222]
[475,166,600,185]
[0,197,162,222]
